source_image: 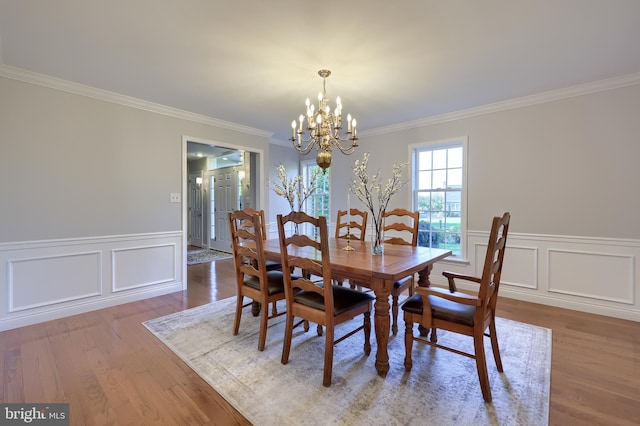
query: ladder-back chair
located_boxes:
[402,212,511,402]
[277,211,374,387]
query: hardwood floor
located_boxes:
[1,258,639,425]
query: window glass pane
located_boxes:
[431,191,445,212]
[447,168,462,188]
[445,191,461,214]
[418,151,432,170]
[444,232,461,252]
[432,170,446,189]
[418,171,431,190]
[433,149,447,169]
[417,192,431,212]
[448,147,463,168]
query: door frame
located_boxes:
[181,135,265,290]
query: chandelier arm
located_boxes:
[291,135,318,155]
[328,138,358,154]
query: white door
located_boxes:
[188,172,204,247]
[210,167,238,252]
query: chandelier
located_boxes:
[290,69,358,171]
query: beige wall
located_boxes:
[266,143,301,226]
[0,76,272,243]
[3,74,638,243]
[330,83,640,239]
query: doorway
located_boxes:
[184,138,263,255]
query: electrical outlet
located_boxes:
[170,193,181,203]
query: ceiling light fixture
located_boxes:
[290,69,358,172]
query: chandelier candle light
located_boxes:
[290,70,358,172]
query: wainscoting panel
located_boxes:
[547,249,634,304]
[431,231,640,322]
[0,232,183,331]
[474,243,538,290]
[8,251,102,312]
[112,244,177,292]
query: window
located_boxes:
[301,160,330,220]
[412,138,467,258]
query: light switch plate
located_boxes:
[170,193,181,203]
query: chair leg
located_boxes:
[473,330,492,402]
[281,313,294,365]
[257,301,269,351]
[323,325,334,387]
[233,296,243,335]
[391,291,399,335]
[489,320,503,372]
[363,311,371,356]
[404,320,414,371]
[317,324,323,336]
[430,327,438,343]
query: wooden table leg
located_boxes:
[373,280,391,377]
[417,264,433,287]
[417,264,433,337]
[251,301,260,317]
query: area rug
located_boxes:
[143,297,551,426]
[187,248,232,265]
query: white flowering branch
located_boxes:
[350,152,409,244]
[270,164,319,212]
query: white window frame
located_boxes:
[409,136,468,261]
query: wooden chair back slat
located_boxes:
[335,208,368,241]
[382,208,419,247]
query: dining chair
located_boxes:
[335,208,368,241]
[228,210,292,351]
[277,211,374,387]
[333,208,368,287]
[402,212,510,402]
[241,208,282,272]
[382,208,420,335]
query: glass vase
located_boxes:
[371,215,384,255]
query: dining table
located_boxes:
[262,236,451,377]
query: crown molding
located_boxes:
[0,64,273,139]
[3,63,639,141]
[363,72,640,137]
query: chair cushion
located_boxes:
[265,260,282,271]
[244,270,295,296]
[401,293,476,326]
[394,275,413,289]
[295,285,374,316]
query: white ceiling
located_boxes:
[1,1,640,143]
